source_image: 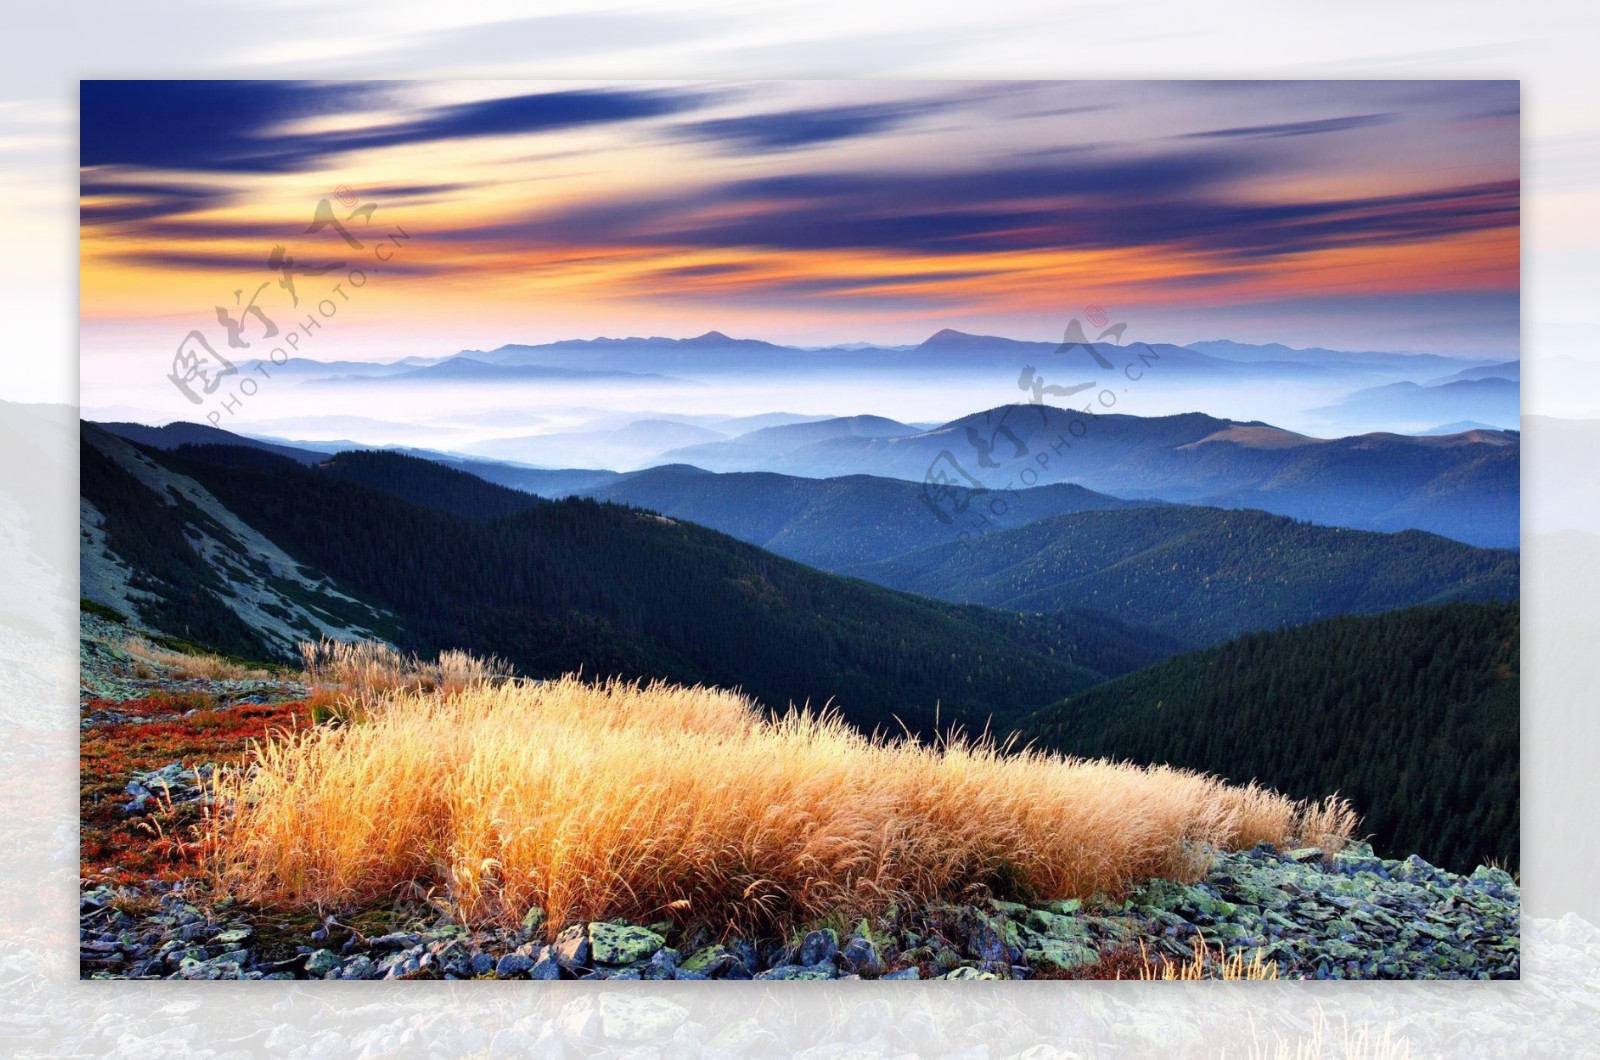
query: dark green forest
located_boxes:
[149,443,1176,734]
[851,505,1519,646]
[1018,602,1519,873]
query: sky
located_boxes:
[79,79,1520,391]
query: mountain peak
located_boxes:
[919,328,981,347]
[686,330,732,344]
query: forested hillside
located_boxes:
[576,465,1149,568]
[851,506,1518,646]
[145,443,1177,733]
[1018,602,1519,873]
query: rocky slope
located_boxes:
[80,844,1518,982]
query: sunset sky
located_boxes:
[80,79,1519,385]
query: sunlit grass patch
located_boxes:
[207,673,1354,936]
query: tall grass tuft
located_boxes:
[207,672,1354,936]
[297,638,512,719]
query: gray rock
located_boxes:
[303,949,338,977]
[754,962,835,981]
[340,954,376,979]
[641,947,678,980]
[798,928,840,967]
[840,936,882,975]
[495,953,535,979]
[553,926,591,970]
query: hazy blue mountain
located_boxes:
[1433,361,1520,384]
[661,415,921,471]
[658,406,1518,547]
[1185,339,1497,376]
[313,358,682,385]
[1419,420,1501,435]
[848,504,1518,646]
[397,329,1420,383]
[464,419,731,469]
[1312,378,1520,431]
[238,356,433,378]
[573,464,1154,569]
[459,465,623,496]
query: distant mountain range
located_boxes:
[1311,377,1519,432]
[244,329,1510,388]
[311,358,684,385]
[99,404,1521,548]
[644,407,1519,548]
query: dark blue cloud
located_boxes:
[493,148,1515,263]
[79,178,232,224]
[673,101,944,153]
[1180,114,1394,140]
[80,81,712,173]
[80,81,378,173]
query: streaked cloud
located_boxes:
[674,100,949,152]
[1180,114,1395,140]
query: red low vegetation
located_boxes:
[80,695,311,885]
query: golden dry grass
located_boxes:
[120,636,272,681]
[297,638,511,716]
[207,673,1354,936]
[1134,934,1280,980]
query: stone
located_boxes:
[600,995,689,1042]
[941,966,999,980]
[707,1019,773,1053]
[303,949,339,977]
[753,963,834,981]
[676,944,730,978]
[520,907,546,939]
[840,935,882,975]
[797,928,840,967]
[1024,937,1099,973]
[530,955,562,980]
[880,967,921,980]
[641,947,679,980]
[589,922,665,965]
[495,953,535,978]
[340,954,376,979]
[553,925,591,969]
